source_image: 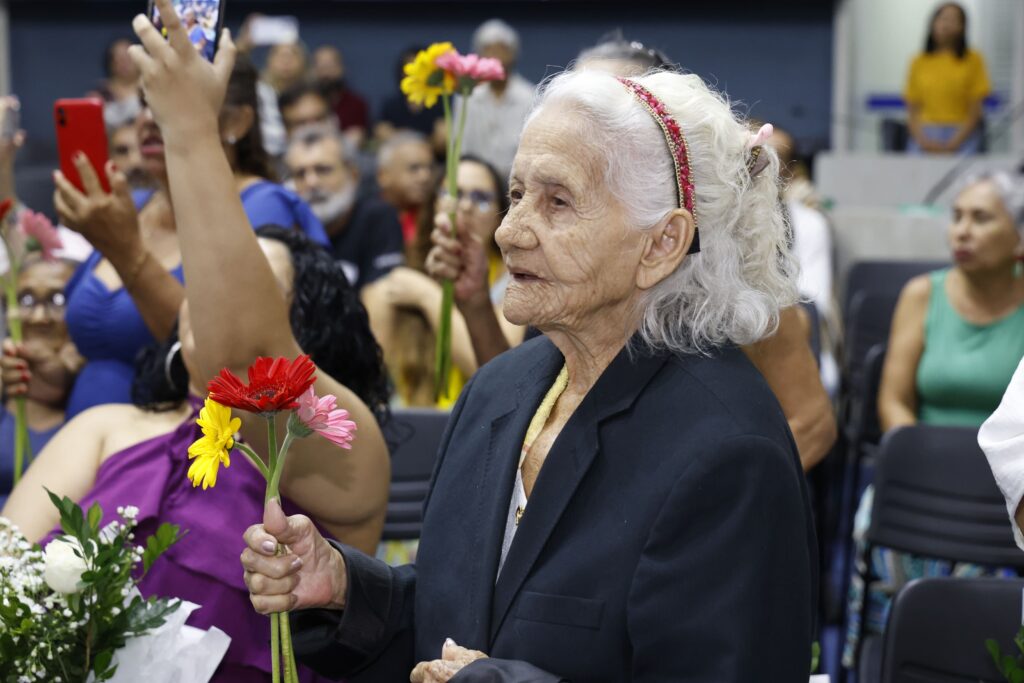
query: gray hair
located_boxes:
[526,69,798,354]
[955,170,1024,233]
[472,19,520,55]
[377,130,430,169]
[287,122,358,168]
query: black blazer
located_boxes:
[292,336,818,682]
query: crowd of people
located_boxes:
[0,0,1021,681]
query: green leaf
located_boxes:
[1012,670,1024,683]
[142,523,184,574]
[810,641,821,673]
[87,501,103,533]
[989,638,1004,666]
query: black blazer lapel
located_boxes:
[463,341,565,645]
[489,339,671,643]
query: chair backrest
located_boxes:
[381,408,450,540]
[848,343,887,446]
[843,260,946,319]
[881,577,1024,683]
[868,425,1024,568]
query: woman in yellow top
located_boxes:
[905,2,991,155]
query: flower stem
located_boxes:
[270,607,281,683]
[235,441,270,481]
[1,242,29,486]
[434,89,469,401]
[267,430,294,504]
[280,611,299,683]
[265,416,280,503]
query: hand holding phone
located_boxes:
[148,0,226,63]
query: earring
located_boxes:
[224,134,237,144]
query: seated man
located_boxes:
[377,131,434,245]
[285,123,403,291]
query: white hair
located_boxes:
[472,19,520,55]
[377,130,430,169]
[956,169,1024,234]
[526,69,798,354]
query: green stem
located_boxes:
[1,233,28,485]
[267,430,294,504]
[433,89,471,400]
[265,417,279,503]
[235,441,270,481]
[270,608,281,683]
[280,611,299,683]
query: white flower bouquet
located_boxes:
[0,490,225,682]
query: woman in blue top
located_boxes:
[54,58,327,419]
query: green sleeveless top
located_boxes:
[916,269,1024,427]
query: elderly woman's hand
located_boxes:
[241,498,348,614]
[128,0,236,139]
[53,158,142,267]
[410,639,488,683]
[426,203,491,309]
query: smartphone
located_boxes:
[248,15,299,46]
[54,99,111,194]
[148,0,226,62]
[2,99,20,141]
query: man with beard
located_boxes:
[286,123,403,290]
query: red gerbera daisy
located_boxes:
[207,355,317,415]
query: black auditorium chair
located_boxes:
[381,407,450,541]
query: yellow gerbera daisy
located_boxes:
[187,398,241,490]
[401,42,457,109]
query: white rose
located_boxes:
[43,537,88,594]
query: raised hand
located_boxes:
[53,158,142,266]
[127,0,236,140]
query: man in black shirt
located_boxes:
[285,124,404,290]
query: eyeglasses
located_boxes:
[15,291,67,317]
[440,188,496,213]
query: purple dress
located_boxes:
[45,400,335,682]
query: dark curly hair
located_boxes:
[132,225,391,423]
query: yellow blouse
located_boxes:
[904,48,991,125]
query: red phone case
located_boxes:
[54,98,110,194]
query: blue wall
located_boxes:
[9,1,833,165]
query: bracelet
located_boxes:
[122,248,151,290]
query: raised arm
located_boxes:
[129,2,388,545]
[53,158,183,340]
[878,275,930,432]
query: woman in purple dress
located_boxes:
[2,226,391,682]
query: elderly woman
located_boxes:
[131,5,816,679]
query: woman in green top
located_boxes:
[879,170,1024,430]
[845,170,1024,670]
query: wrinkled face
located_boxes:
[267,44,307,84]
[932,5,965,46]
[437,160,502,246]
[480,43,516,78]
[281,93,331,134]
[380,142,434,209]
[949,180,1021,272]
[498,106,645,331]
[180,238,294,385]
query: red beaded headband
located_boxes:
[617,77,700,254]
